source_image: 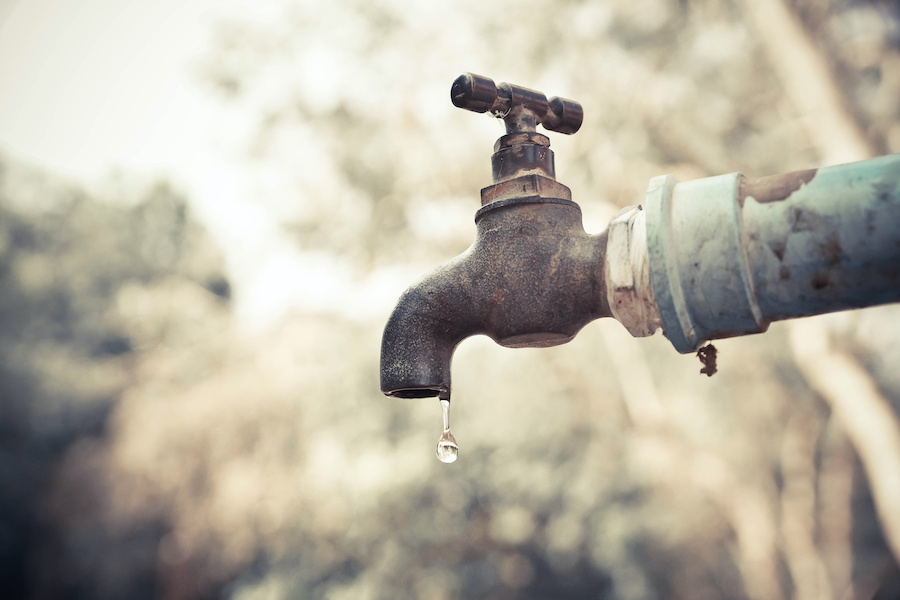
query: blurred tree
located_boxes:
[184,0,900,597]
[14,0,900,598]
[0,155,230,598]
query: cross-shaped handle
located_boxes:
[450,73,583,135]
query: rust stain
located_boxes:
[811,270,830,290]
[485,288,505,330]
[697,343,717,377]
[768,240,786,261]
[874,181,895,203]
[789,206,828,233]
[739,168,817,207]
[820,232,843,267]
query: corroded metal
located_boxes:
[381,74,604,399]
[451,73,583,135]
[646,173,766,352]
[743,155,900,321]
[381,72,900,394]
[381,200,609,399]
[605,205,660,337]
[645,155,900,353]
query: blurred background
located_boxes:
[1,0,899,598]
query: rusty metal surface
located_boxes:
[383,75,900,384]
[646,173,768,353]
[605,205,661,337]
[647,155,900,353]
[480,174,572,206]
[738,168,818,206]
[492,143,554,183]
[450,73,583,135]
[381,74,603,399]
[381,201,609,398]
[744,154,900,322]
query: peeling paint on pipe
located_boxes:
[643,154,900,353]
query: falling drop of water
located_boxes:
[436,430,458,463]
[436,398,459,463]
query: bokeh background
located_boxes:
[1,0,899,598]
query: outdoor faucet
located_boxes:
[381,73,900,400]
[381,73,608,399]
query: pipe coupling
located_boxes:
[605,205,661,337]
[645,173,767,353]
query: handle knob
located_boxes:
[450,73,583,135]
[451,73,497,113]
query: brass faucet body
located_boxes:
[382,74,900,401]
[381,74,610,399]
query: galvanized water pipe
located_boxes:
[381,73,900,401]
[609,154,900,353]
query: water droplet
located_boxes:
[436,430,459,463]
[435,398,459,463]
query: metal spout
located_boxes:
[380,196,610,398]
[381,73,601,399]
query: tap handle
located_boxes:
[450,73,498,113]
[450,72,583,135]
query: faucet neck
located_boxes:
[490,131,555,183]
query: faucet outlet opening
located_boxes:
[386,388,445,399]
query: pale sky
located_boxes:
[0,0,410,328]
[0,0,229,179]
